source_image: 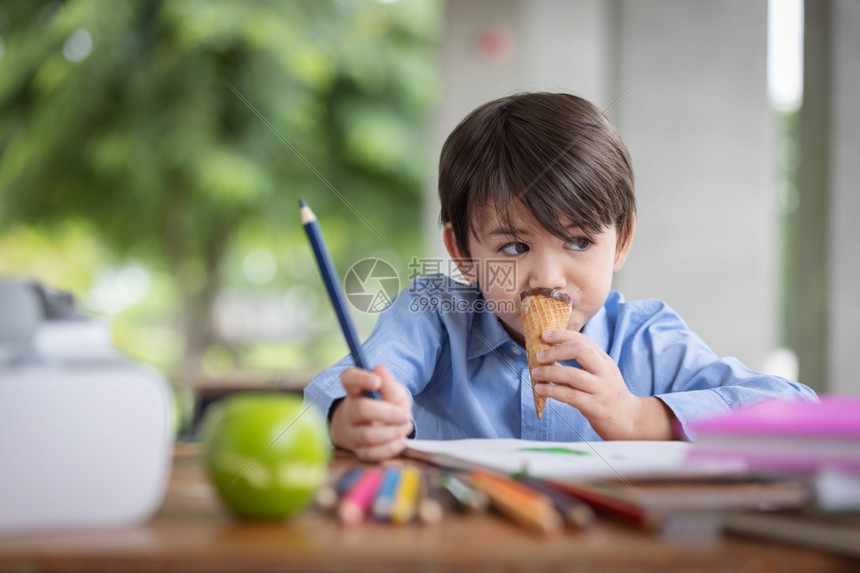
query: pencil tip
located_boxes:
[298,198,307,208]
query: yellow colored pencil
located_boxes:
[390,465,421,525]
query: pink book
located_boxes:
[687,397,860,473]
[690,397,860,438]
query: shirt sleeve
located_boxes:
[619,300,818,440]
[301,279,445,425]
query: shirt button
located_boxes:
[510,346,523,356]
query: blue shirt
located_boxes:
[303,274,817,441]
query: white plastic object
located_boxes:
[0,363,173,534]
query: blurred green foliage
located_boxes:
[0,0,441,380]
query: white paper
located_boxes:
[406,438,740,480]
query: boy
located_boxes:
[303,92,817,462]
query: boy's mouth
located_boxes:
[519,288,572,306]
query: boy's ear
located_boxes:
[443,223,477,282]
[613,217,636,272]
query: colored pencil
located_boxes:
[517,476,595,529]
[371,466,402,522]
[545,480,662,530]
[315,466,364,511]
[299,198,380,399]
[439,471,490,513]
[416,471,445,525]
[334,466,366,496]
[470,470,563,535]
[431,473,469,512]
[390,465,421,524]
[337,468,383,527]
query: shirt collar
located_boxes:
[582,300,611,353]
[465,292,616,359]
[466,305,515,359]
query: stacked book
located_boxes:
[687,396,860,475]
[687,396,860,558]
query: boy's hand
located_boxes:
[530,330,675,440]
[329,364,414,462]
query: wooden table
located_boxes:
[0,443,856,572]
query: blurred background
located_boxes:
[0,0,441,402]
[1,0,857,433]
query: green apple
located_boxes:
[200,393,331,520]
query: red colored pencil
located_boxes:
[545,480,661,530]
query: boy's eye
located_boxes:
[565,237,592,251]
[499,242,529,255]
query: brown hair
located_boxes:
[438,92,635,257]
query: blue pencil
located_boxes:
[371,466,402,521]
[299,198,381,399]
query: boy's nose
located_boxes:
[527,257,566,291]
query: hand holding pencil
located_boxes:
[331,365,414,461]
[300,199,413,462]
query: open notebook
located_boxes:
[404,439,745,480]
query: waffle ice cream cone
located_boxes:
[520,288,572,418]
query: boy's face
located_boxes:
[443,204,633,345]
